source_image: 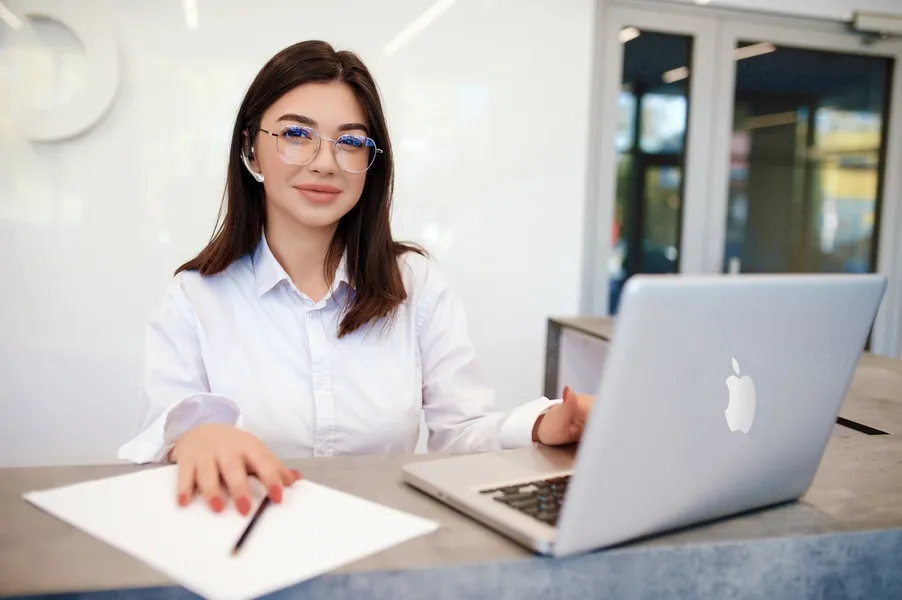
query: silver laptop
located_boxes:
[402,273,887,557]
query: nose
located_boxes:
[307,139,340,175]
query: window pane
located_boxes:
[610,29,691,313]
[723,42,892,275]
[640,94,688,153]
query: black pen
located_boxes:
[231,496,271,556]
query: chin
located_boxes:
[289,205,352,230]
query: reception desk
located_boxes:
[1,317,901,599]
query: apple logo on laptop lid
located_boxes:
[725,358,756,434]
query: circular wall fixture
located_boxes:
[14,1,120,142]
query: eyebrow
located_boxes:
[276,113,369,135]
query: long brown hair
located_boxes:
[177,40,421,337]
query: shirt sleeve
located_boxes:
[416,261,559,453]
[117,275,241,464]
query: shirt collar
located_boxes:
[252,235,351,298]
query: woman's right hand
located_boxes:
[169,423,301,516]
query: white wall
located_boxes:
[654,0,902,20]
[0,0,595,466]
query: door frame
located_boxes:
[582,4,719,316]
[583,0,902,358]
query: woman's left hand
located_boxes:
[534,386,594,446]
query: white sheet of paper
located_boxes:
[23,466,439,600]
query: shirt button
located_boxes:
[316,376,324,385]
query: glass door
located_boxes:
[587,6,717,315]
[706,21,902,357]
[587,1,902,357]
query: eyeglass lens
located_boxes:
[275,125,377,173]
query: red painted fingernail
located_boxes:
[236,497,251,515]
[563,386,570,397]
[177,493,188,506]
[210,497,224,512]
[290,469,302,481]
[269,485,283,503]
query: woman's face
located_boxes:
[248,81,370,233]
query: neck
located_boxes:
[264,213,338,298]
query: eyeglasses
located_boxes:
[258,125,382,174]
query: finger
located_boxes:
[195,454,225,513]
[563,386,579,409]
[279,467,302,486]
[245,450,285,503]
[218,454,253,516]
[176,459,196,507]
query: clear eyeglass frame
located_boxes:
[257,125,382,174]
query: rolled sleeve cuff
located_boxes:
[117,393,241,464]
[499,396,562,449]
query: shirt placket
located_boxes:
[305,307,335,456]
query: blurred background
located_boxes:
[1,0,900,466]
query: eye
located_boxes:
[282,126,313,140]
[336,134,370,150]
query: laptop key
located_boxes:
[497,492,534,503]
[536,511,558,525]
[485,475,571,527]
[505,497,539,510]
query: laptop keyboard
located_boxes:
[480,475,571,527]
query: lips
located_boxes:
[294,183,341,204]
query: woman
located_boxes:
[118,40,593,517]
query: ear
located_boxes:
[241,130,264,183]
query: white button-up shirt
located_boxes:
[118,236,555,463]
